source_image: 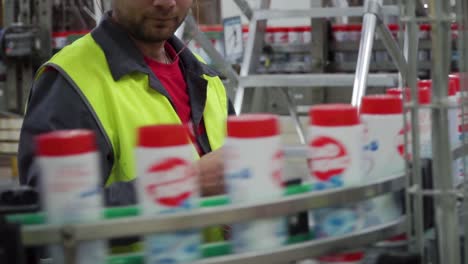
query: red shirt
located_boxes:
[144,43,204,155]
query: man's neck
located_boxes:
[133,39,167,63]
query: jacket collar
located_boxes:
[91,11,219,81]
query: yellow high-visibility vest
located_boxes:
[37,34,227,186]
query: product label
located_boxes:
[142,157,197,212]
[309,136,349,190]
[146,230,200,264]
[224,137,286,252]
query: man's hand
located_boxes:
[196,149,225,196]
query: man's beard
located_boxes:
[124,15,186,43]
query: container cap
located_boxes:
[318,252,365,262]
[309,104,360,127]
[332,24,348,31]
[242,25,249,33]
[388,24,400,31]
[419,87,431,104]
[227,114,279,138]
[449,73,460,93]
[449,78,458,96]
[138,124,189,147]
[420,24,431,31]
[348,24,362,31]
[361,95,403,115]
[418,79,432,89]
[36,130,96,157]
[386,87,410,99]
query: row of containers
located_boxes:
[186,23,460,72]
[7,73,464,264]
[49,24,460,72]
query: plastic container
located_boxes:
[308,104,364,238]
[419,24,431,61]
[348,24,362,41]
[36,130,106,264]
[224,114,286,253]
[360,95,404,227]
[265,27,275,44]
[288,27,303,44]
[242,25,249,46]
[332,25,348,64]
[301,26,312,44]
[136,124,200,264]
[448,78,463,186]
[319,252,364,264]
[273,27,289,44]
[418,87,432,158]
[52,31,68,49]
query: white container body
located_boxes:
[419,108,432,158]
[361,114,404,226]
[274,31,289,44]
[303,31,312,44]
[39,152,105,264]
[288,31,301,44]
[137,145,200,264]
[224,136,286,252]
[307,124,365,238]
[449,95,464,186]
[308,125,364,188]
[265,32,274,44]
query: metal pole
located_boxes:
[234,0,271,113]
[401,0,426,259]
[351,0,382,107]
[281,88,306,144]
[455,0,468,261]
[428,0,461,262]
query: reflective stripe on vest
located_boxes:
[37,34,227,186]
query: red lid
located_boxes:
[36,130,96,157]
[319,252,365,262]
[227,114,279,138]
[332,24,349,32]
[138,124,190,148]
[361,95,403,115]
[68,30,91,36]
[418,79,432,89]
[309,104,360,127]
[348,24,362,31]
[297,26,312,32]
[449,73,460,93]
[52,31,69,37]
[420,24,431,31]
[199,25,223,32]
[419,87,431,104]
[386,88,412,101]
[452,23,459,30]
[388,24,400,31]
[449,78,458,96]
[242,25,249,33]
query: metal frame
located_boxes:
[17,174,405,264]
[233,1,403,145]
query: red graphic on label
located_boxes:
[272,150,284,187]
[145,157,195,207]
[396,123,412,160]
[309,136,350,181]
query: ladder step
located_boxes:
[239,74,399,88]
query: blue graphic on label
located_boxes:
[364,140,379,152]
[226,168,252,180]
[146,230,200,264]
[312,175,343,191]
[314,208,358,237]
[79,186,100,198]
